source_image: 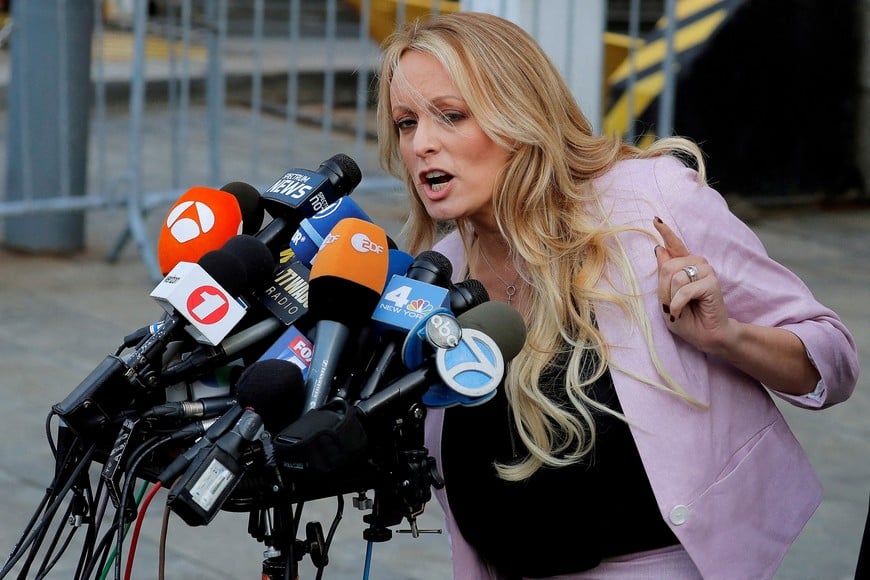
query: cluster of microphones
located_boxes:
[2,154,526,578]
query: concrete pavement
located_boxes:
[1,172,868,580]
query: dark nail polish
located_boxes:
[662,303,670,314]
[655,216,663,224]
[654,244,661,257]
[669,315,675,323]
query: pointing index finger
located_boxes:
[654,216,690,258]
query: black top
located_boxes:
[441,351,678,578]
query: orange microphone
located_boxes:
[303,218,390,411]
[157,186,247,275]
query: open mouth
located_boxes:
[424,170,453,192]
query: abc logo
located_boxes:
[165,200,216,243]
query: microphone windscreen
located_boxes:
[220,181,265,235]
[319,153,362,195]
[220,234,276,289]
[236,359,306,433]
[450,279,490,315]
[290,196,372,266]
[197,249,249,297]
[157,186,244,275]
[407,250,454,287]
[458,301,526,361]
[308,218,389,325]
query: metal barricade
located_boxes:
[0,1,676,280]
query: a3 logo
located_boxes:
[165,200,216,243]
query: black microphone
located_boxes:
[235,359,306,434]
[255,154,362,254]
[219,181,266,235]
[405,250,454,287]
[449,279,490,314]
[165,359,306,526]
[219,234,277,292]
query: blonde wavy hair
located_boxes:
[377,11,706,481]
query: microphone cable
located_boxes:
[78,485,110,579]
[123,482,162,580]
[31,480,90,580]
[157,500,172,580]
[6,411,88,573]
[76,480,144,580]
[317,495,345,580]
[113,434,174,580]
[107,419,206,580]
[0,444,96,578]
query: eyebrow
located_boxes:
[392,95,464,114]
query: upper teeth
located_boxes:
[425,171,447,180]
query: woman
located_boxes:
[375,11,859,580]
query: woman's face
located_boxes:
[389,51,511,224]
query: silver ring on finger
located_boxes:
[682,265,699,283]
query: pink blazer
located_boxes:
[424,156,859,580]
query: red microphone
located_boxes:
[157,186,246,275]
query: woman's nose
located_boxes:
[412,118,440,157]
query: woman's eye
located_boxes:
[443,111,466,123]
[394,118,416,130]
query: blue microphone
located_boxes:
[358,252,454,400]
[289,196,372,267]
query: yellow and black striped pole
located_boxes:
[604,0,745,146]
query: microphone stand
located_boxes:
[258,502,299,580]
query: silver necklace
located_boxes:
[477,244,520,305]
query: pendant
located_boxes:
[505,284,516,305]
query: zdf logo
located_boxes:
[351,233,384,254]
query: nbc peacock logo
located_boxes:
[407,299,435,314]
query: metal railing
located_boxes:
[0,0,680,280]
